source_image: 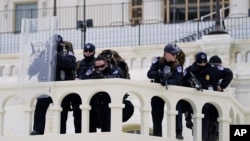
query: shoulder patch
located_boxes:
[152,57,158,64]
[68,51,74,56]
[177,66,182,73]
[217,66,224,71]
[112,70,119,74]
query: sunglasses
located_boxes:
[95,64,106,69]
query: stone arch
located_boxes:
[89,91,111,132]
[175,99,194,131]
[60,93,82,108]
[141,57,147,68]
[0,66,4,77]
[229,108,234,123]
[28,93,52,108]
[124,91,143,108]
[151,94,172,111]
[60,93,82,134]
[236,114,240,124]
[130,58,136,69]
[1,94,20,110]
[246,51,250,63]
[235,52,241,63]
[9,65,16,76]
[176,99,194,115]
[206,100,225,119]
[201,102,221,140]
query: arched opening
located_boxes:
[60,93,82,134]
[235,52,241,63]
[202,103,219,141]
[176,99,193,140]
[89,91,111,132]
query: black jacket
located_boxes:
[76,56,95,80]
[56,52,76,81]
[147,57,183,86]
[182,62,233,91]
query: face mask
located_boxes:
[84,54,95,61]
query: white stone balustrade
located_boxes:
[0,79,249,141]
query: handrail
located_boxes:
[201,4,237,21]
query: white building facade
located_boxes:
[0,0,250,141]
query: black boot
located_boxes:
[176,130,184,140]
[30,130,43,135]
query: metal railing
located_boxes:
[0,1,249,54]
[0,16,250,54]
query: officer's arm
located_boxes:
[106,67,123,78]
[168,65,183,85]
[220,68,233,89]
[57,54,76,70]
[181,67,192,87]
[147,58,160,79]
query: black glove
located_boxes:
[92,70,105,79]
[158,70,163,78]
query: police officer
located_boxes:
[30,34,77,135]
[182,52,233,141]
[59,41,81,134]
[89,56,123,132]
[75,43,96,80]
[209,55,233,92]
[147,44,183,139]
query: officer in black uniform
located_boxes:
[75,43,96,80]
[182,52,233,141]
[147,44,183,139]
[29,34,77,135]
[209,55,233,92]
[89,56,123,132]
[59,41,81,134]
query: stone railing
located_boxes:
[0,79,249,141]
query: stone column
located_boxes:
[51,105,61,134]
[140,106,150,135]
[218,117,231,141]
[229,0,249,17]
[110,102,123,133]
[197,34,233,68]
[167,110,177,138]
[23,107,33,135]
[192,113,203,141]
[81,104,90,133]
[0,109,5,136]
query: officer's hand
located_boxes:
[216,85,223,92]
[92,70,105,79]
[75,78,81,80]
[158,70,163,78]
[97,72,105,79]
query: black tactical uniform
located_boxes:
[30,35,77,135]
[147,44,183,138]
[209,55,233,91]
[182,52,233,141]
[89,56,124,132]
[76,43,96,80]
